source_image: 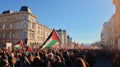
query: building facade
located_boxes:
[0,6,52,47]
[67,36,73,46]
[101,0,120,50]
[56,29,68,45]
[56,29,73,46]
[101,22,110,47]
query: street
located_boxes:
[93,57,113,67]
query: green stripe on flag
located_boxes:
[44,40,58,49]
[15,45,21,49]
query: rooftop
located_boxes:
[20,6,32,13]
[2,10,13,14]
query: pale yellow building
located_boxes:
[0,6,51,47]
[101,22,110,47]
[109,14,116,49]
[56,29,73,46]
[113,0,120,49]
[67,36,73,46]
[101,0,120,50]
[56,29,68,45]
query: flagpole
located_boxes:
[37,29,53,51]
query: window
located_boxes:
[29,32,34,39]
[11,32,15,38]
[31,32,34,39]
[0,32,2,38]
[3,32,5,39]
[32,23,35,29]
[38,30,40,34]
[15,31,20,39]
[37,36,39,40]
[9,32,11,38]
[24,15,27,20]
[0,18,1,22]
[7,18,11,22]
[10,24,12,29]
[30,43,33,47]
[5,32,10,38]
[12,23,15,29]
[23,22,27,28]
[0,24,2,29]
[29,33,32,39]
[5,24,10,29]
[23,31,27,38]
[1,18,4,22]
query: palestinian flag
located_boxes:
[41,29,60,49]
[27,46,33,52]
[26,46,32,56]
[15,40,23,49]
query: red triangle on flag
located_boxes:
[52,29,59,40]
[19,40,23,47]
[27,46,32,52]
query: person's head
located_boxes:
[53,55,62,62]
[28,54,34,61]
[75,58,83,67]
[47,53,54,61]
[10,53,14,58]
[34,52,41,60]
[3,59,9,67]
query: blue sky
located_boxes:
[0,0,115,44]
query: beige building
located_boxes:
[0,6,51,47]
[108,0,120,50]
[56,29,73,46]
[109,14,116,49]
[67,36,73,46]
[101,22,110,47]
[56,29,68,45]
[101,0,120,50]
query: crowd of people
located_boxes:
[112,50,120,67]
[0,47,120,67]
[0,47,96,67]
